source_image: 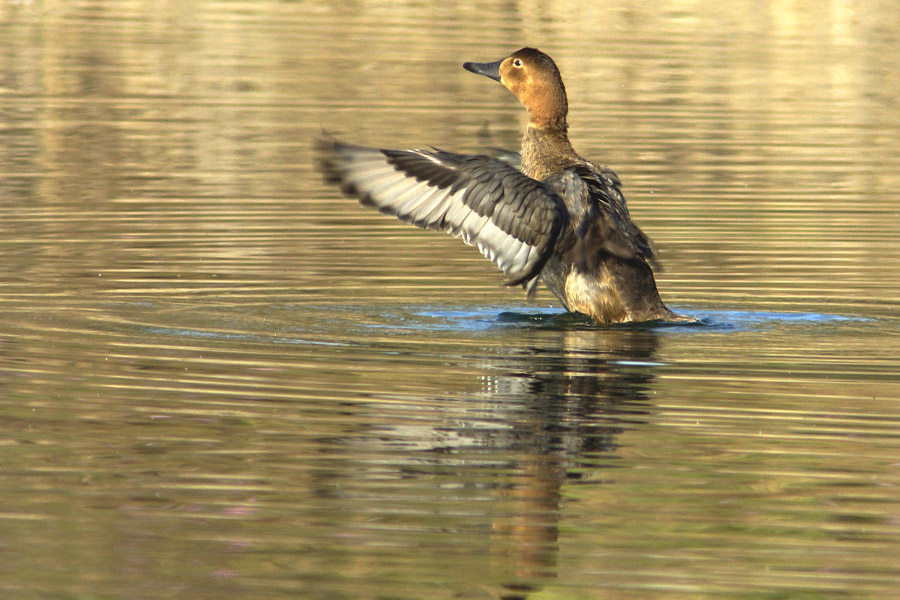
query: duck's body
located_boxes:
[320,47,687,324]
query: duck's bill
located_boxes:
[463,58,503,82]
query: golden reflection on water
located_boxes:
[1,1,899,598]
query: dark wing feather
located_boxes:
[544,165,659,272]
[318,139,569,286]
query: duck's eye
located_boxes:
[513,58,522,67]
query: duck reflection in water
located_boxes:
[319,48,690,325]
[481,326,660,598]
[326,324,661,599]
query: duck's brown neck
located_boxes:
[521,124,578,181]
[521,80,569,132]
[527,111,568,132]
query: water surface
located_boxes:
[1,1,899,598]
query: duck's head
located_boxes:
[464,47,568,131]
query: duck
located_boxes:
[319,47,689,324]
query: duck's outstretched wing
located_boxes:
[318,139,569,286]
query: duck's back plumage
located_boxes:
[544,164,656,268]
[534,163,679,323]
